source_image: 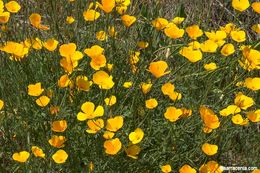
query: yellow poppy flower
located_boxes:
[29,13,49,30]
[48,135,66,148]
[129,128,144,144]
[137,41,149,49]
[179,164,196,173]
[172,16,185,25]
[199,160,222,173]
[103,131,115,139]
[161,164,172,173]
[96,31,108,41]
[202,143,218,156]
[221,43,235,56]
[90,54,107,70]
[28,82,44,97]
[66,16,75,24]
[58,74,71,88]
[76,75,92,91]
[104,138,122,155]
[220,23,236,34]
[92,71,114,89]
[169,91,182,101]
[43,38,58,51]
[86,119,104,134]
[84,45,104,58]
[12,151,30,163]
[204,62,218,71]
[185,25,203,40]
[199,106,220,130]
[52,149,68,164]
[0,99,3,110]
[164,106,183,122]
[145,98,158,109]
[200,40,218,53]
[0,11,10,24]
[83,9,100,21]
[219,105,241,116]
[232,0,250,12]
[252,2,260,14]
[106,116,124,132]
[104,95,117,106]
[164,23,185,39]
[31,146,45,158]
[161,82,175,96]
[121,14,136,27]
[246,110,260,123]
[51,120,67,132]
[244,77,260,91]
[230,30,246,42]
[151,18,168,30]
[123,81,133,88]
[239,47,260,71]
[148,60,170,78]
[36,96,50,107]
[234,92,254,110]
[140,81,152,94]
[188,41,201,49]
[251,24,260,34]
[77,101,104,121]
[231,114,244,125]
[179,46,202,63]
[5,1,21,13]
[97,0,115,13]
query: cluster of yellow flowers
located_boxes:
[0,0,259,172]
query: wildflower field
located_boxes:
[0,0,260,172]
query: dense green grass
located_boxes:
[0,0,259,172]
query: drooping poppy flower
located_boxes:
[12,151,30,163]
[31,146,45,158]
[106,116,123,132]
[129,128,144,144]
[148,61,170,78]
[51,120,67,132]
[52,149,68,164]
[48,135,66,148]
[77,101,104,121]
[103,138,122,155]
[202,143,218,156]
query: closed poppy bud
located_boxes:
[121,14,136,27]
[234,92,254,110]
[103,138,122,155]
[28,82,44,96]
[43,38,58,51]
[145,98,158,109]
[161,164,172,173]
[179,164,196,173]
[164,106,182,122]
[129,128,144,144]
[221,43,235,56]
[232,0,250,12]
[140,82,152,94]
[36,96,50,107]
[204,62,217,71]
[252,2,260,14]
[12,151,30,163]
[83,10,100,21]
[66,16,75,24]
[123,81,133,88]
[5,1,21,13]
[52,149,68,164]
[244,77,260,91]
[148,60,170,78]
[0,99,4,110]
[231,114,244,125]
[31,146,45,158]
[202,143,218,156]
[151,18,168,30]
[185,25,203,40]
[137,41,149,49]
[230,30,246,42]
[51,120,67,132]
